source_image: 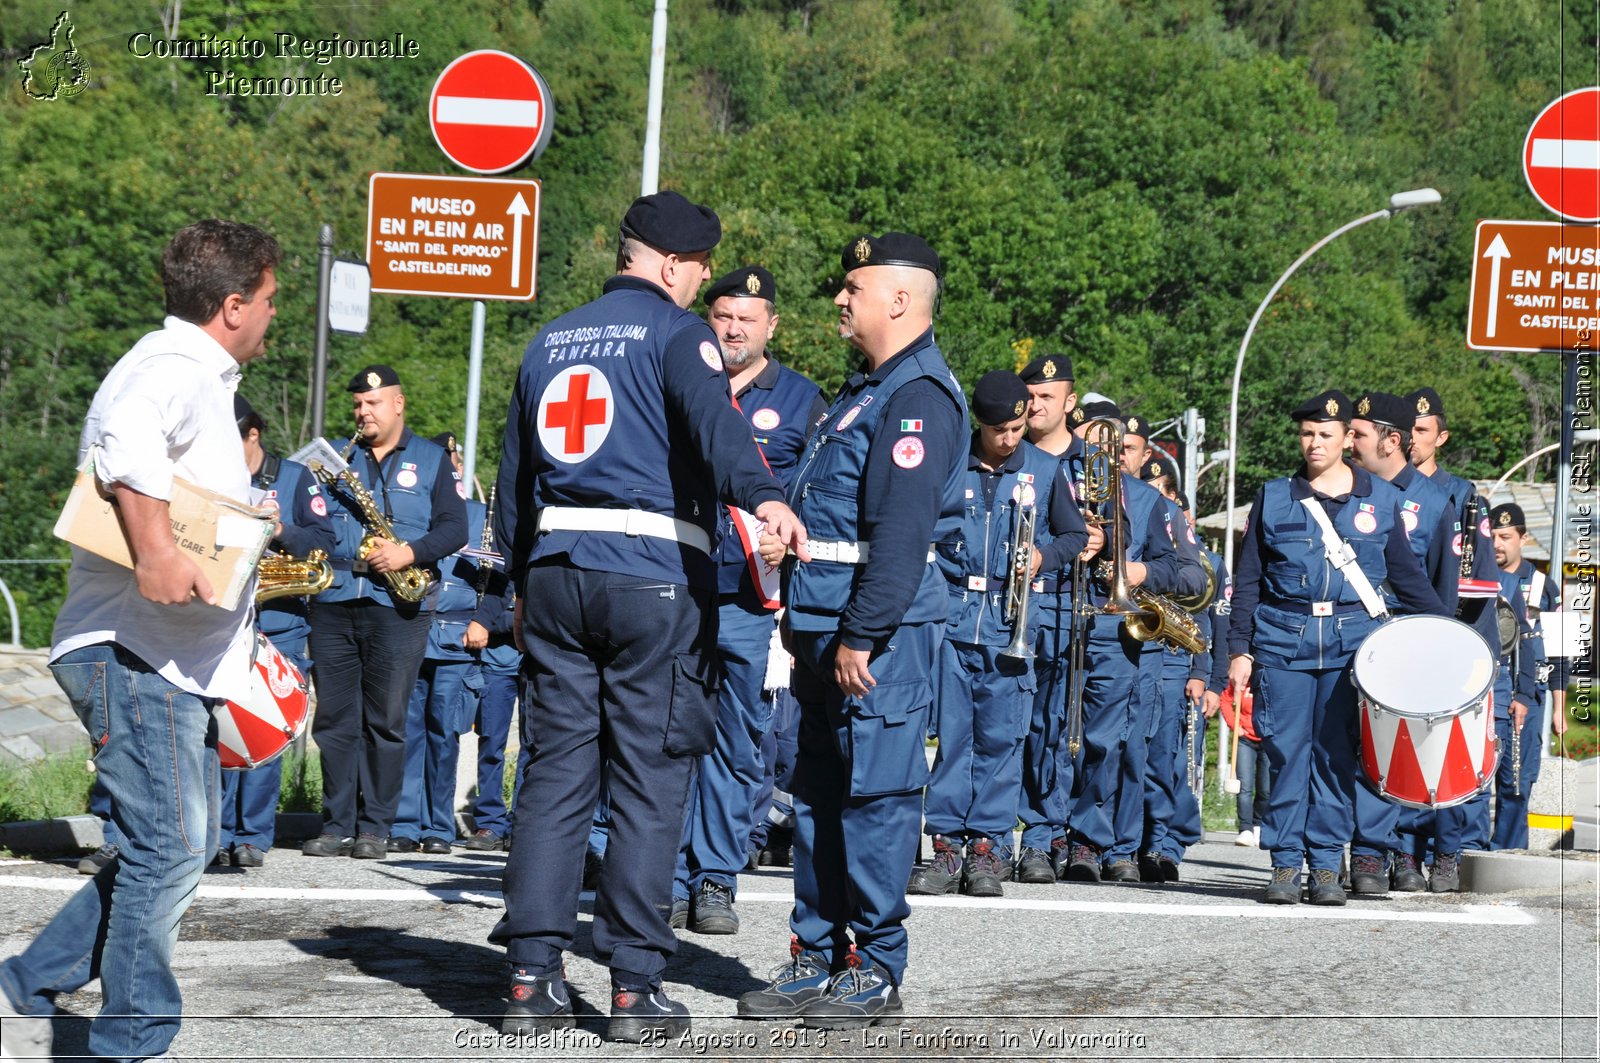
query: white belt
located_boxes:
[806,538,936,565]
[537,506,711,555]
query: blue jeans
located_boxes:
[0,643,218,1061]
[1235,737,1271,830]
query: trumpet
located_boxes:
[1000,498,1038,660]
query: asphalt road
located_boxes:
[1,837,1595,1062]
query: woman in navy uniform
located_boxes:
[1227,390,1447,906]
[910,370,1086,897]
[739,232,965,1030]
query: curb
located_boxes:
[1460,849,1600,893]
[1,812,327,856]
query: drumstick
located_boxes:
[1224,680,1243,795]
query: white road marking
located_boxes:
[0,876,1537,925]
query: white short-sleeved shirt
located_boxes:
[51,316,257,700]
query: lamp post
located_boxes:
[1222,189,1443,575]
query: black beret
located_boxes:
[431,431,458,454]
[1406,387,1445,421]
[704,265,776,306]
[1142,453,1177,482]
[1019,354,1073,384]
[1289,389,1351,423]
[1067,405,1087,427]
[1353,391,1414,432]
[233,393,260,427]
[1174,490,1191,511]
[1123,412,1150,439]
[347,364,401,393]
[1491,503,1526,532]
[972,370,1030,426]
[840,231,940,275]
[621,190,721,254]
[1078,399,1123,423]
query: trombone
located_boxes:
[1000,498,1038,660]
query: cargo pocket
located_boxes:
[664,652,719,756]
[846,678,933,798]
[50,658,110,754]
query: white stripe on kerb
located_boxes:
[1530,138,1600,169]
[436,96,540,128]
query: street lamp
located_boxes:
[1222,189,1443,574]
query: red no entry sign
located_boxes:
[1523,86,1600,223]
[429,50,554,174]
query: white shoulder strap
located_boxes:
[1298,496,1388,619]
[1529,568,1546,618]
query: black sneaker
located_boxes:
[233,844,266,868]
[582,851,605,890]
[1307,868,1347,906]
[738,939,832,1018]
[463,830,505,852]
[302,834,354,857]
[420,837,452,855]
[1263,866,1302,905]
[1048,837,1072,880]
[1430,852,1461,893]
[351,833,387,860]
[1013,847,1056,884]
[1137,854,1164,883]
[77,843,117,875]
[668,897,689,930]
[907,835,962,895]
[1348,853,1389,896]
[960,837,1005,897]
[212,847,232,867]
[690,881,739,935]
[800,963,903,1030]
[386,837,418,854]
[1157,855,1180,882]
[502,967,574,1035]
[757,841,792,867]
[1064,843,1102,882]
[1390,851,1427,892]
[607,986,689,1043]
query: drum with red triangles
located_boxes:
[215,633,310,771]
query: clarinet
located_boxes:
[475,485,497,609]
[1456,496,1479,620]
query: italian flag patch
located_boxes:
[900,419,923,432]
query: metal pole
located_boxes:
[1548,354,1577,755]
[464,300,486,497]
[641,0,669,195]
[1487,443,1561,501]
[312,224,333,441]
[1181,406,1202,517]
[0,576,21,649]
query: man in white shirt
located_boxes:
[0,219,280,1063]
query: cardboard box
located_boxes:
[53,454,275,610]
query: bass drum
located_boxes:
[1352,614,1497,810]
[215,632,309,770]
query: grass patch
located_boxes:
[0,753,93,822]
[276,747,323,813]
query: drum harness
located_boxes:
[1298,498,1388,621]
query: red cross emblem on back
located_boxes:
[537,366,615,463]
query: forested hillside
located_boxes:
[1,0,1590,645]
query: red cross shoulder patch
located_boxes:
[538,366,614,464]
[891,436,925,469]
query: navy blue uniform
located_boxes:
[308,430,466,841]
[490,275,783,994]
[218,454,334,855]
[467,515,523,844]
[1353,464,1457,871]
[394,499,510,846]
[782,327,965,988]
[1489,559,1560,849]
[1229,463,1447,874]
[922,438,1086,857]
[675,356,823,903]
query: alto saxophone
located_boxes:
[309,434,432,604]
[256,550,334,603]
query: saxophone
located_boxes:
[256,550,334,603]
[309,434,432,604]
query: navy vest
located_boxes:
[521,280,726,588]
[938,439,1061,647]
[254,456,321,642]
[785,341,967,631]
[320,430,453,608]
[427,499,490,661]
[1248,471,1406,670]
[716,359,822,597]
